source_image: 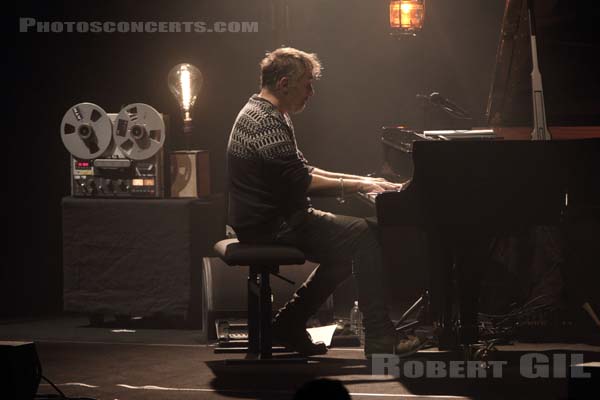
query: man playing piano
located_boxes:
[227,47,424,357]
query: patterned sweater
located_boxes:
[227,95,313,233]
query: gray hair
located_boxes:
[259,47,322,90]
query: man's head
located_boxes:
[259,47,322,114]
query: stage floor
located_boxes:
[1,315,598,399]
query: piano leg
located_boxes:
[427,230,457,350]
[454,234,488,346]
[427,229,489,349]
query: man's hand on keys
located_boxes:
[360,179,404,193]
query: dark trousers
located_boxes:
[236,208,394,338]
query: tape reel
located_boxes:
[60,103,113,160]
[114,103,166,160]
[61,102,165,161]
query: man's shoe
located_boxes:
[272,320,328,356]
[364,333,431,358]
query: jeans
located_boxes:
[236,208,394,338]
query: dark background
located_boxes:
[7,0,508,318]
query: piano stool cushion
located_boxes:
[213,238,306,267]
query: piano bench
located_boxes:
[212,238,307,364]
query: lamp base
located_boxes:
[170,150,211,198]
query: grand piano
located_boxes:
[363,0,600,348]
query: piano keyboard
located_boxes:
[357,188,405,206]
[357,191,378,205]
[422,129,495,140]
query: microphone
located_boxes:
[429,92,469,115]
[428,92,449,105]
[417,92,471,119]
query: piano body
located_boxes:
[369,0,600,348]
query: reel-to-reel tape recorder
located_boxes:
[61,102,168,197]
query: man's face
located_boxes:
[286,71,314,114]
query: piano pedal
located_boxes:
[463,340,500,365]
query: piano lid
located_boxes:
[486,0,600,128]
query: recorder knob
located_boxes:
[118,180,129,192]
[88,180,97,195]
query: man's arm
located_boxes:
[307,172,401,196]
[311,167,384,182]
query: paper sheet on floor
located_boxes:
[306,324,338,347]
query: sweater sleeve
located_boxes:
[297,149,315,173]
[253,116,313,198]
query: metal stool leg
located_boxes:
[221,263,307,365]
[259,270,273,359]
[247,269,259,356]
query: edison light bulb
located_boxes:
[167,63,203,135]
